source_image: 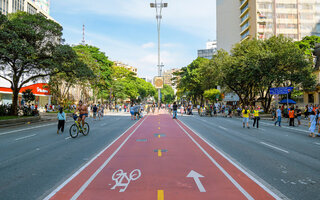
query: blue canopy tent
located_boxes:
[279,99,296,104]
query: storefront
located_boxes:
[0,83,51,106]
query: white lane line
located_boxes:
[177,120,284,200]
[70,116,148,200]
[0,123,56,136]
[260,142,289,154]
[175,120,254,200]
[260,122,309,133]
[218,126,227,131]
[14,134,37,141]
[43,116,145,200]
[65,137,71,140]
[315,142,320,146]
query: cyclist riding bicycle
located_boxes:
[75,100,88,128]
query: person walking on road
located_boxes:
[93,104,97,120]
[242,106,250,129]
[252,106,260,128]
[57,107,66,134]
[309,111,317,137]
[130,104,135,120]
[172,102,178,119]
[295,106,302,126]
[289,106,295,126]
[275,106,282,127]
[180,105,184,116]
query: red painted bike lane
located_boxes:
[45,114,279,200]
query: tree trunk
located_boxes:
[11,87,20,116]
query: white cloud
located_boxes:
[142,42,155,49]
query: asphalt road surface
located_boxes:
[0,112,319,200]
[0,113,135,200]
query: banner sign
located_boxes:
[270,87,293,95]
[154,77,164,89]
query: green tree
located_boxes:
[22,89,35,105]
[155,84,175,104]
[73,45,113,102]
[218,36,315,112]
[203,89,221,103]
[0,12,90,115]
[174,57,208,104]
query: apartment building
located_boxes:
[217,0,320,51]
[0,0,51,19]
[240,0,320,41]
[114,61,138,75]
[198,41,217,59]
[217,0,241,51]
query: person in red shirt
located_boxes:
[289,106,295,126]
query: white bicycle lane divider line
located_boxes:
[43,116,147,200]
[177,119,286,200]
[70,116,148,200]
[175,120,254,200]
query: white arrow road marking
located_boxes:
[187,170,206,192]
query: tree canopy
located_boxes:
[0,12,92,115]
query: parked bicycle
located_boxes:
[69,114,90,138]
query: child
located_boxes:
[57,107,66,134]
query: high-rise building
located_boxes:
[217,0,320,51]
[0,0,51,19]
[162,68,181,94]
[198,41,217,59]
[217,0,241,52]
[32,0,50,15]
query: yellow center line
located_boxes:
[158,149,162,157]
[157,190,164,200]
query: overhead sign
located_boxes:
[154,77,164,89]
[270,87,293,95]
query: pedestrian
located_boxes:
[130,104,135,120]
[295,106,302,126]
[252,106,260,128]
[172,102,178,119]
[309,111,317,137]
[180,105,184,116]
[242,106,250,129]
[289,106,295,126]
[133,104,140,120]
[57,107,66,134]
[93,104,98,120]
[275,106,282,127]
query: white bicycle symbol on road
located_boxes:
[110,169,141,192]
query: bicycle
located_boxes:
[69,114,90,138]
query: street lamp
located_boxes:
[150,0,168,107]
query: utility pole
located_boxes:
[150,1,167,107]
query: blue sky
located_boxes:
[50,0,216,78]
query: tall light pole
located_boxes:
[150,1,167,107]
